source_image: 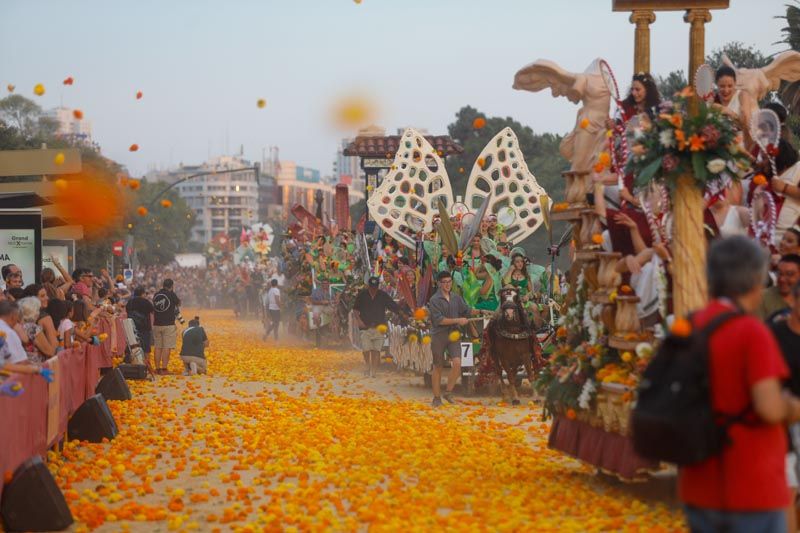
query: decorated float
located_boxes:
[519,0,800,480]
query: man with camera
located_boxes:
[152,278,181,375]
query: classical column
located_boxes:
[672,8,713,318]
[686,8,712,85]
[630,10,656,74]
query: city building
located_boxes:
[44,107,93,144]
[165,155,259,244]
[334,137,364,189]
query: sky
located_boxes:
[0,0,790,178]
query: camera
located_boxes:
[176,308,186,325]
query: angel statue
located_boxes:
[513,58,611,173]
[722,51,800,103]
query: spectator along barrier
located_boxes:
[0,317,126,517]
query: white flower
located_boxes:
[635,342,654,358]
[578,379,597,410]
[658,129,675,148]
[706,158,726,174]
[633,128,645,140]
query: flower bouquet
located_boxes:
[625,92,751,192]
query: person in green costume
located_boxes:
[474,254,503,312]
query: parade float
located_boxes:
[517,0,800,480]
[274,0,800,480]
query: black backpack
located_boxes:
[632,310,747,465]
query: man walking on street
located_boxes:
[770,281,800,531]
[126,286,154,362]
[264,279,282,340]
[152,278,181,374]
[428,271,479,407]
[352,276,404,377]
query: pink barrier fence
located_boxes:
[0,317,126,499]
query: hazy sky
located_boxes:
[0,0,789,177]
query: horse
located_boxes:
[486,286,542,405]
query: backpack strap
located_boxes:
[695,309,756,428]
[693,309,744,343]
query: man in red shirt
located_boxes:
[680,236,800,532]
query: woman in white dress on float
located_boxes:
[713,65,757,147]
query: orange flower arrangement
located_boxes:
[73,109,83,120]
[688,134,705,152]
[579,118,590,129]
[753,174,768,187]
[136,90,143,100]
[565,408,577,420]
[477,158,486,168]
[129,144,139,152]
[136,206,148,217]
[472,117,486,129]
[619,285,633,295]
[591,233,603,245]
[552,202,570,212]
[160,199,172,208]
[593,162,605,173]
[128,180,140,190]
[674,129,686,151]
[669,114,683,129]
[413,308,428,321]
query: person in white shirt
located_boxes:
[0,300,33,365]
[264,279,281,340]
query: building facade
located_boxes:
[168,155,259,244]
[44,107,93,144]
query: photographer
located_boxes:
[180,316,208,375]
[152,278,181,375]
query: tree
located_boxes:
[706,41,771,70]
[655,70,687,100]
[0,95,42,137]
[444,106,570,264]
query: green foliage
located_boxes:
[706,41,771,70]
[655,70,687,100]
[777,1,800,52]
[128,181,196,266]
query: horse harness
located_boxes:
[495,328,533,341]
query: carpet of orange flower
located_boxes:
[47,310,685,532]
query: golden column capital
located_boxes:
[629,9,656,27]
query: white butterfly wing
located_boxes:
[464,127,550,244]
[367,128,454,248]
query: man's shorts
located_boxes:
[431,332,461,368]
[152,325,177,350]
[180,355,207,374]
[360,328,385,352]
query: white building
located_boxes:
[334,137,364,191]
[170,155,259,244]
[44,107,92,142]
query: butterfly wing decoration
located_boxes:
[367,128,455,249]
[458,191,491,251]
[464,127,551,245]
[437,199,459,256]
